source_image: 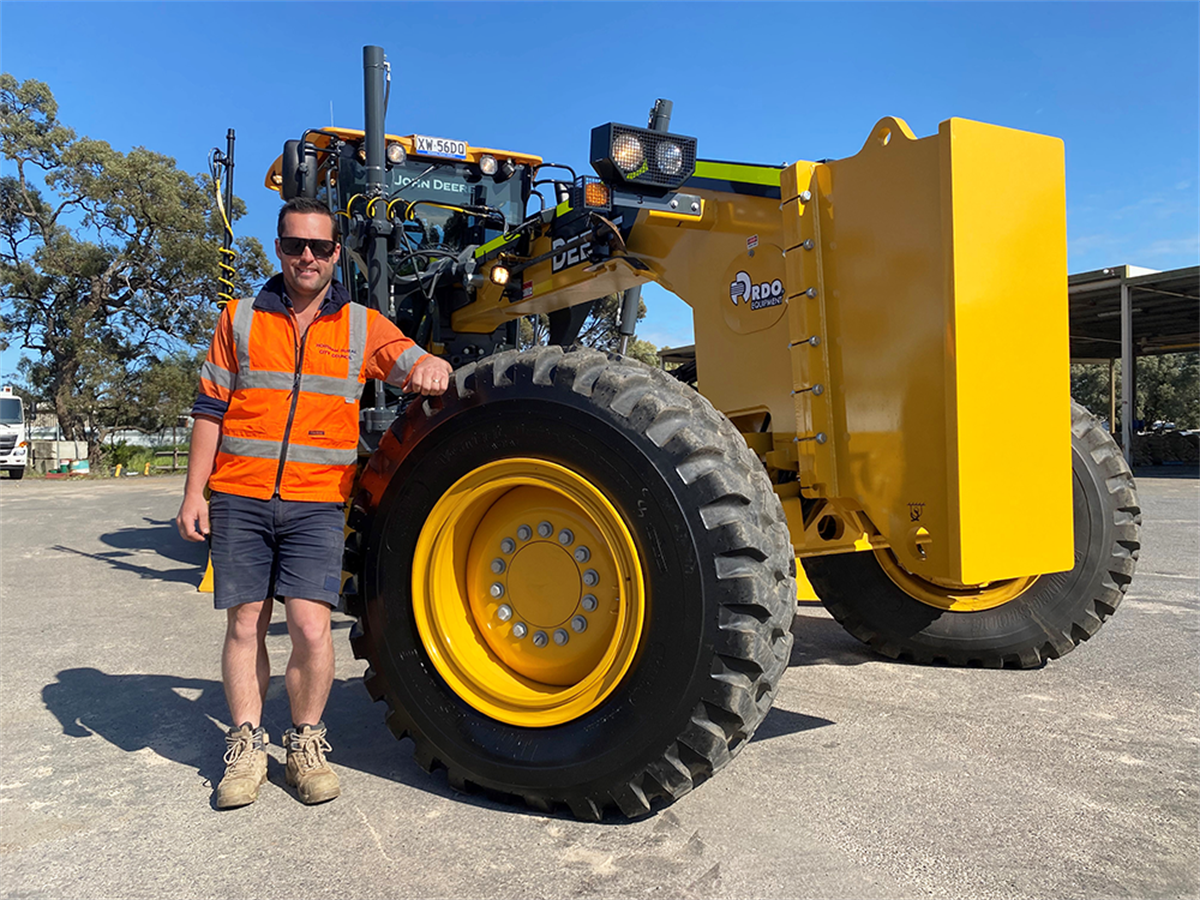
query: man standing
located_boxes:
[176,197,451,808]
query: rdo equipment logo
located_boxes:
[730,271,785,310]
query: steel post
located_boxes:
[1120,279,1134,466]
[363,45,390,315]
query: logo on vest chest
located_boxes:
[314,341,351,361]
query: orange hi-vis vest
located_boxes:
[194,276,429,503]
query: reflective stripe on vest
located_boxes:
[388,344,427,388]
[217,295,370,499]
[231,294,256,385]
[199,359,235,391]
[221,435,358,467]
[229,300,368,400]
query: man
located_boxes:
[176,197,452,808]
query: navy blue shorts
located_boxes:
[209,491,346,610]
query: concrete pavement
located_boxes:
[1,473,1196,899]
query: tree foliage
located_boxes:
[0,74,271,456]
[518,291,662,367]
[1071,351,1199,431]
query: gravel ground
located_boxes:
[1,471,1196,899]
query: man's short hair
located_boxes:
[277,197,339,239]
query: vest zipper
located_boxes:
[274,312,313,497]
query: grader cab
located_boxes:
[257,45,1139,820]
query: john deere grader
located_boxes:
[252,46,1139,819]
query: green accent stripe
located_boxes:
[475,232,521,258]
[555,200,572,217]
[692,161,782,187]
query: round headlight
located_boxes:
[479,154,498,176]
[655,142,684,176]
[386,142,406,165]
[612,134,645,173]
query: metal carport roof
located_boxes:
[1069,265,1199,360]
[1068,264,1199,463]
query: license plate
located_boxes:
[413,135,468,159]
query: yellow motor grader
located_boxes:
[256,45,1139,820]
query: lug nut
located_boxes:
[497,604,513,622]
[553,629,569,645]
[500,538,516,554]
[571,615,587,633]
[532,630,548,648]
[558,529,573,545]
[582,569,599,587]
[581,594,598,611]
[490,582,505,598]
[517,524,532,541]
[537,521,553,538]
[573,546,590,563]
[512,622,527,638]
[491,558,506,574]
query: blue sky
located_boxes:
[2,1,1196,351]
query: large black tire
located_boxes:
[6,467,24,480]
[345,347,795,819]
[802,401,1140,668]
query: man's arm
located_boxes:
[176,301,239,541]
[176,415,222,542]
[364,311,452,396]
[406,353,454,395]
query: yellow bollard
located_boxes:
[198,555,215,593]
[795,557,819,602]
[114,463,123,478]
[143,461,151,476]
[197,487,215,592]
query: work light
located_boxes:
[655,142,684,177]
[612,134,644,173]
[591,123,697,190]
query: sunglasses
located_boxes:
[279,236,338,260]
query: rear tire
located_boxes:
[347,347,795,819]
[802,401,1140,668]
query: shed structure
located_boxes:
[1068,264,1199,464]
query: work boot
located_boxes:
[283,722,340,804]
[215,723,268,809]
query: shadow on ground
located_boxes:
[788,610,878,667]
[50,517,208,587]
[1134,464,1199,479]
[750,706,833,742]
[40,667,455,810]
[41,658,836,819]
[100,517,208,565]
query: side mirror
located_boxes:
[281,140,319,200]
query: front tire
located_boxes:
[802,401,1140,668]
[348,347,795,818]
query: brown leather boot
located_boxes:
[215,723,268,809]
[283,722,340,804]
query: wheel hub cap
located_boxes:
[411,459,645,727]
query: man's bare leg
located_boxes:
[222,599,273,727]
[283,597,334,725]
[282,597,340,803]
[216,598,273,807]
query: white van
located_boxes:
[0,387,28,479]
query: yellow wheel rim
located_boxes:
[875,549,1038,612]
[411,458,645,727]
